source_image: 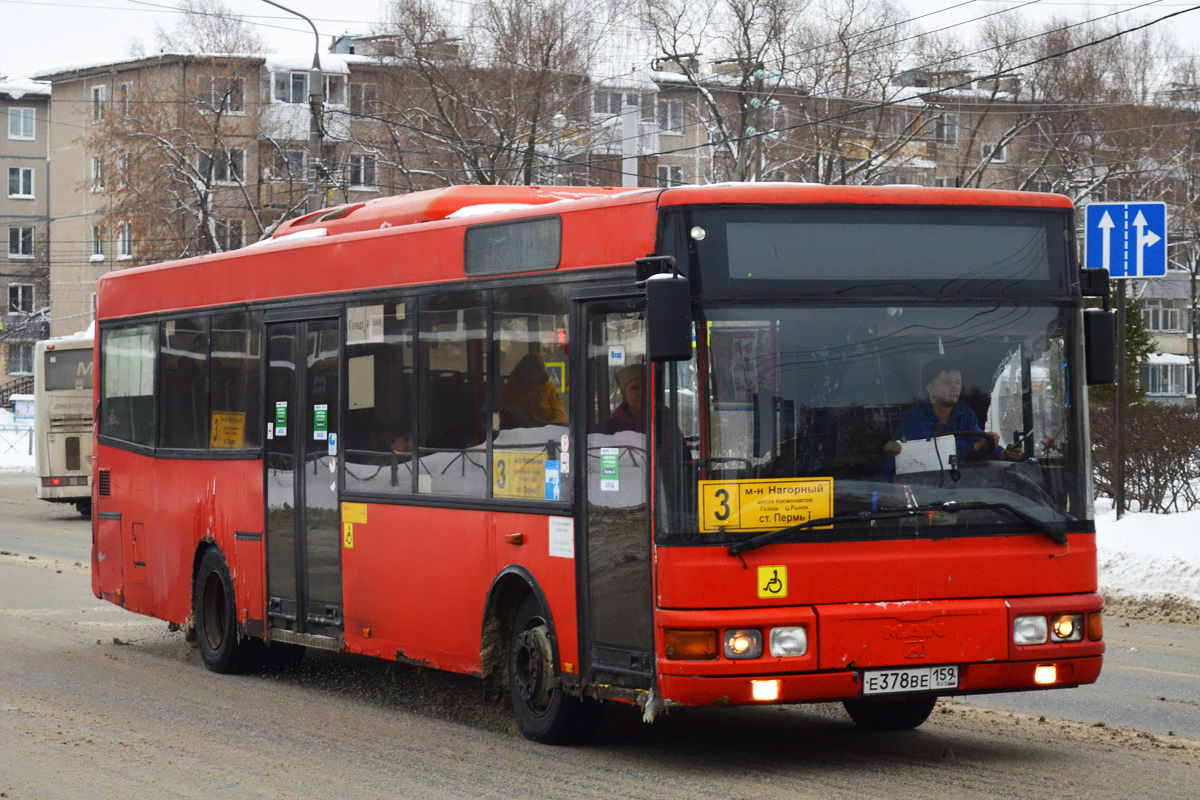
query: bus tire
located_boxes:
[508,594,602,744]
[75,499,92,517]
[194,547,249,674]
[843,695,938,731]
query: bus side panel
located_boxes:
[655,533,1098,609]
[95,447,263,624]
[489,511,579,673]
[341,504,490,673]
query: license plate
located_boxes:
[862,665,959,695]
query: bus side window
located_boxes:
[99,324,157,448]
[210,311,261,449]
[418,291,488,497]
[159,316,210,450]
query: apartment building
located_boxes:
[37,52,390,337]
[1,75,51,379]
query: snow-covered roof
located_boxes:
[264,53,353,75]
[1147,353,1193,365]
[1138,274,1192,301]
[34,52,265,81]
[0,76,51,99]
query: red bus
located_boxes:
[93,183,1114,743]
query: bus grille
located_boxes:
[98,469,111,496]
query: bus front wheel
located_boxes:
[194,547,250,674]
[843,695,938,731]
[508,594,602,744]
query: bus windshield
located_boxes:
[656,302,1089,545]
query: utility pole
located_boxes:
[259,0,324,214]
[1115,280,1127,519]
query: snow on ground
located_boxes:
[1095,497,1200,604]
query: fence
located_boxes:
[0,425,34,460]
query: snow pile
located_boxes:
[1095,498,1200,603]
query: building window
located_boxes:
[91,225,104,260]
[766,170,788,182]
[8,283,34,314]
[934,177,958,188]
[8,343,33,376]
[274,149,305,180]
[92,85,107,120]
[8,226,33,259]
[1142,362,1195,397]
[91,156,104,191]
[273,71,309,104]
[7,166,33,198]
[349,154,376,188]
[8,107,35,140]
[349,83,377,115]
[216,219,243,251]
[325,75,345,105]
[119,82,131,116]
[1030,181,1054,194]
[594,90,631,116]
[935,113,957,144]
[658,97,683,132]
[199,149,245,183]
[657,164,683,187]
[1143,299,1190,333]
[117,222,132,259]
[982,143,1006,163]
[117,151,131,187]
[199,76,245,112]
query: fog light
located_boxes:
[1034,664,1057,684]
[769,626,808,657]
[1050,614,1084,642]
[751,679,780,702]
[1014,615,1048,645]
[723,629,763,659]
[664,629,717,660]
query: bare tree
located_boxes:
[153,0,268,55]
[346,0,618,188]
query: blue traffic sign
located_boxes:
[1085,202,1167,278]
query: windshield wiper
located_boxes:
[726,499,1067,556]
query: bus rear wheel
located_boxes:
[843,695,938,731]
[75,499,92,517]
[194,547,251,674]
[508,594,602,744]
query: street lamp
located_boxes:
[258,0,324,214]
[552,112,567,186]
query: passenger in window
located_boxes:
[390,431,413,455]
[882,357,1021,479]
[499,353,565,428]
[603,364,645,435]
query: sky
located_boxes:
[2,0,1200,81]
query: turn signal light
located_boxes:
[1087,611,1104,641]
[665,629,717,660]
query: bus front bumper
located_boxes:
[657,655,1104,708]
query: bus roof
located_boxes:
[95,183,1074,322]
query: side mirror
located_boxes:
[1080,268,1109,299]
[1083,309,1115,385]
[646,274,693,362]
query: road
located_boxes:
[1,470,1197,799]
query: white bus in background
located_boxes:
[34,329,94,516]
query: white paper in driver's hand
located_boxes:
[895,435,956,474]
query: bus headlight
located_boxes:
[1013,615,1048,645]
[723,629,763,659]
[769,626,808,657]
[1050,614,1084,642]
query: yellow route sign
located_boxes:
[698,477,833,533]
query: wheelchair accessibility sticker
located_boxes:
[758,565,787,599]
[698,477,833,532]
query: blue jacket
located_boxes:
[880,400,1002,481]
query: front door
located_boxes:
[580,302,653,688]
[264,318,343,643]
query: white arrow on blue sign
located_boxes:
[1085,202,1167,278]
